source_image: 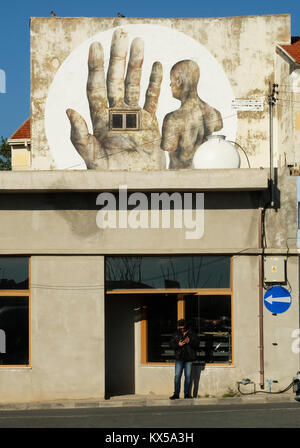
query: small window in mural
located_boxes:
[105,256,230,290]
[111,113,123,129]
[0,296,29,365]
[110,112,139,130]
[0,257,29,289]
[126,113,137,129]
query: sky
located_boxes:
[0,0,299,139]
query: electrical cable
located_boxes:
[237,381,294,395]
[30,283,105,290]
[28,249,262,290]
[227,140,251,168]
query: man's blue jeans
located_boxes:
[174,360,193,396]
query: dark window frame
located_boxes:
[109,110,140,131]
[105,256,233,367]
[141,290,233,366]
[0,257,30,368]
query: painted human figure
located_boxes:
[161,60,223,169]
[66,29,166,170]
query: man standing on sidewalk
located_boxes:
[169,319,200,400]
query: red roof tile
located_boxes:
[281,40,300,63]
[10,118,31,140]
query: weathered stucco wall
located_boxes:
[263,255,299,389]
[0,253,297,402]
[30,15,291,171]
[275,51,294,167]
[265,167,298,249]
[0,168,296,254]
[0,191,261,254]
[0,256,105,403]
[134,255,299,396]
[292,70,300,165]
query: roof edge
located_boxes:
[9,118,31,140]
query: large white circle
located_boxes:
[45,24,237,170]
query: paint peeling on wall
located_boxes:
[30,15,291,171]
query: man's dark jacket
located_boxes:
[170,329,200,362]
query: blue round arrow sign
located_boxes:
[264,286,292,314]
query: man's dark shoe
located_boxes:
[184,394,193,399]
[169,394,179,400]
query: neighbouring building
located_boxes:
[1,14,300,403]
[8,118,31,170]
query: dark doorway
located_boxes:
[105,294,136,398]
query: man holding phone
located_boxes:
[169,319,200,400]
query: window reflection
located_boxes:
[146,295,177,363]
[0,257,29,289]
[106,256,230,290]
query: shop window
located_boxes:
[106,255,230,290]
[0,257,30,367]
[106,255,232,366]
[110,111,139,130]
[141,293,232,365]
[145,295,177,363]
[185,294,232,364]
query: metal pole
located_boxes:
[258,206,264,389]
[269,83,278,208]
[269,87,274,207]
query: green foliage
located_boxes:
[222,387,238,398]
[0,136,11,170]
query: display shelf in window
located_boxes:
[196,332,232,364]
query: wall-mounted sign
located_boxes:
[264,286,292,314]
[231,99,264,111]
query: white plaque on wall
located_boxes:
[232,99,264,111]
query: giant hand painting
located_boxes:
[45,24,236,170]
[66,29,165,170]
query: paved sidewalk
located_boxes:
[0,392,298,411]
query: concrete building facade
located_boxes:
[1,14,300,403]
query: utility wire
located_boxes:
[29,247,273,290]
[277,98,300,103]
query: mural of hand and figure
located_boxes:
[161,60,223,169]
[66,29,166,170]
